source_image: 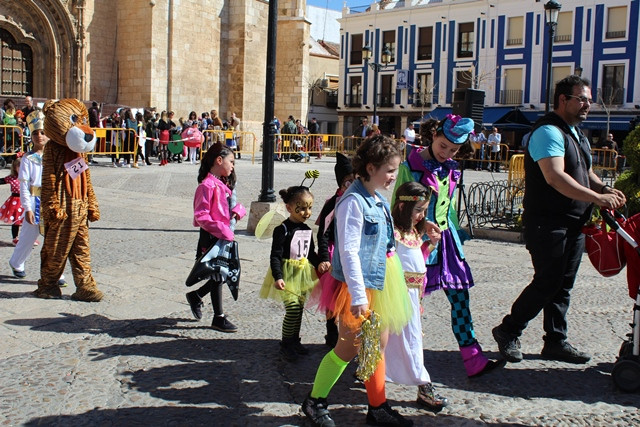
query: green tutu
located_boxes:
[259,258,318,304]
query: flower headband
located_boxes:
[398,195,427,201]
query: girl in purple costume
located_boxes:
[393,114,505,378]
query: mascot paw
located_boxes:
[88,210,100,222]
[33,286,63,299]
[71,288,104,302]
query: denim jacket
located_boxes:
[331,178,393,290]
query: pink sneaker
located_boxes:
[34,240,40,246]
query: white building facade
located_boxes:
[338,0,639,146]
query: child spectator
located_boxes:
[0,157,23,245]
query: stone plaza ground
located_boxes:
[0,155,639,426]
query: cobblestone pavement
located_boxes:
[0,156,639,426]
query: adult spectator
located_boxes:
[86,101,101,164]
[144,111,157,165]
[209,109,224,146]
[599,133,619,152]
[488,127,502,172]
[307,117,322,159]
[492,75,626,365]
[352,116,370,139]
[20,96,35,126]
[470,129,487,170]
[227,112,241,159]
[403,122,416,158]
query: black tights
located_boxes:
[195,280,223,316]
[11,224,19,239]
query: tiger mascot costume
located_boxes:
[33,99,103,302]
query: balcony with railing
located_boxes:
[344,93,362,107]
[500,89,523,105]
[599,87,625,105]
[417,45,433,61]
[606,30,626,39]
[506,38,523,46]
[377,92,395,108]
[413,92,433,107]
[554,34,572,43]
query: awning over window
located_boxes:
[482,107,513,128]
[579,115,634,131]
[421,106,452,121]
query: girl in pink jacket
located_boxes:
[187,142,246,332]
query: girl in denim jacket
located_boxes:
[302,136,413,427]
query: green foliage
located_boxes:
[614,169,640,216]
[612,123,640,216]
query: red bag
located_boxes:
[583,222,626,277]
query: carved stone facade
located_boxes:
[0,0,312,140]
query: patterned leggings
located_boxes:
[282,300,303,340]
[444,288,476,347]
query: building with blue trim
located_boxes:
[338,0,639,147]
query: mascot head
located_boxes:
[43,99,96,153]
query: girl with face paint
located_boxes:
[259,186,330,362]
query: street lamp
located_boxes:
[544,0,561,113]
[362,44,392,126]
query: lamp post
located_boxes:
[362,44,391,126]
[544,0,561,113]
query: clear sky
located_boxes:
[306,0,370,11]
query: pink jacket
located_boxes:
[193,173,246,241]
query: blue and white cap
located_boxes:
[440,114,474,144]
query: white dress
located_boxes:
[385,228,432,385]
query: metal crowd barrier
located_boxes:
[203,130,258,163]
[273,133,345,161]
[469,143,510,171]
[591,148,619,183]
[0,125,26,168]
[91,127,138,160]
[466,179,524,230]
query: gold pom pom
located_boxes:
[355,310,383,382]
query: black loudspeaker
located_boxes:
[452,88,485,131]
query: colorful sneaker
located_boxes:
[211,315,237,333]
[12,238,19,246]
[302,395,335,427]
[34,240,40,246]
[366,402,413,426]
[57,278,68,288]
[185,291,203,320]
[417,383,449,413]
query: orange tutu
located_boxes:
[332,254,412,334]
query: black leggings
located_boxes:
[11,224,19,239]
[194,228,225,316]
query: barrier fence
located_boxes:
[0,125,26,167]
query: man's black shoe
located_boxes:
[366,402,413,426]
[185,291,203,320]
[492,325,523,363]
[541,340,591,364]
[302,395,335,427]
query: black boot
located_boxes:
[279,337,299,362]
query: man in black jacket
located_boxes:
[492,75,626,365]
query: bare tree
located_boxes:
[597,86,624,137]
